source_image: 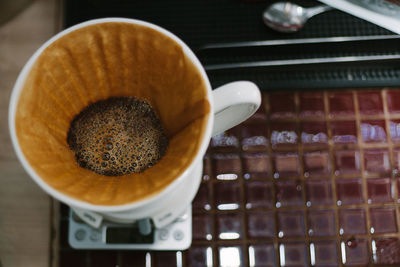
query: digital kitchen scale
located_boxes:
[68,206,192,250]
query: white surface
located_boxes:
[319,0,400,34]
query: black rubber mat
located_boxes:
[64,0,400,90]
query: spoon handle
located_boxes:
[306,4,333,18]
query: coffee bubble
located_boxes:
[67,97,168,176]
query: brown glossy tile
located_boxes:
[339,209,367,235]
[357,91,383,115]
[311,240,339,267]
[120,251,148,267]
[336,178,364,205]
[277,210,305,238]
[334,150,361,175]
[341,238,369,266]
[367,178,393,203]
[89,251,118,267]
[393,149,400,175]
[275,180,303,207]
[212,153,241,180]
[305,179,333,206]
[211,126,241,152]
[203,156,212,181]
[330,121,357,144]
[329,92,354,116]
[360,120,387,143]
[217,213,243,240]
[387,90,400,113]
[269,92,296,118]
[274,152,300,178]
[279,242,308,267]
[308,210,336,236]
[301,121,328,145]
[299,92,325,117]
[247,211,275,238]
[192,183,211,211]
[248,243,276,267]
[389,120,400,144]
[370,207,397,234]
[192,214,213,240]
[246,100,267,123]
[303,151,330,177]
[245,181,273,209]
[59,250,88,267]
[242,153,270,179]
[241,123,268,151]
[270,121,298,148]
[214,182,240,210]
[218,245,244,267]
[373,238,400,265]
[152,251,179,267]
[187,246,213,267]
[364,149,391,175]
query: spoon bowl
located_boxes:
[263,1,333,33]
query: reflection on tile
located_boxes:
[218,246,244,267]
[245,181,273,209]
[274,153,300,178]
[193,183,211,211]
[336,178,363,205]
[242,153,270,179]
[393,149,400,175]
[269,92,296,118]
[270,121,298,148]
[214,182,240,210]
[305,179,333,206]
[279,242,308,267]
[364,149,391,175]
[339,209,367,235]
[370,207,397,234]
[341,238,369,266]
[120,251,148,267]
[187,246,213,267]
[203,156,212,181]
[301,121,328,145]
[330,121,357,144]
[357,91,383,115]
[275,180,303,207]
[192,214,213,240]
[153,252,179,267]
[387,90,400,113]
[299,92,325,117]
[329,92,354,116]
[390,120,400,143]
[241,124,268,151]
[247,211,275,238]
[217,213,243,240]
[367,178,393,203]
[213,154,241,180]
[360,120,387,143]
[249,243,276,267]
[311,240,338,267]
[211,127,240,151]
[373,238,400,265]
[308,210,336,236]
[334,150,361,175]
[303,151,330,177]
[277,210,305,237]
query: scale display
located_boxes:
[106,227,154,244]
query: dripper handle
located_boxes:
[211,81,261,136]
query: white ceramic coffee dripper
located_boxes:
[9,18,261,229]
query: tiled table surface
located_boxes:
[59,89,400,267]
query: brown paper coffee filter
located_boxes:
[15,22,210,206]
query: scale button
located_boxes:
[90,230,101,241]
[158,229,169,240]
[75,229,86,241]
[173,230,184,241]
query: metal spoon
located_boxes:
[263,1,333,33]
